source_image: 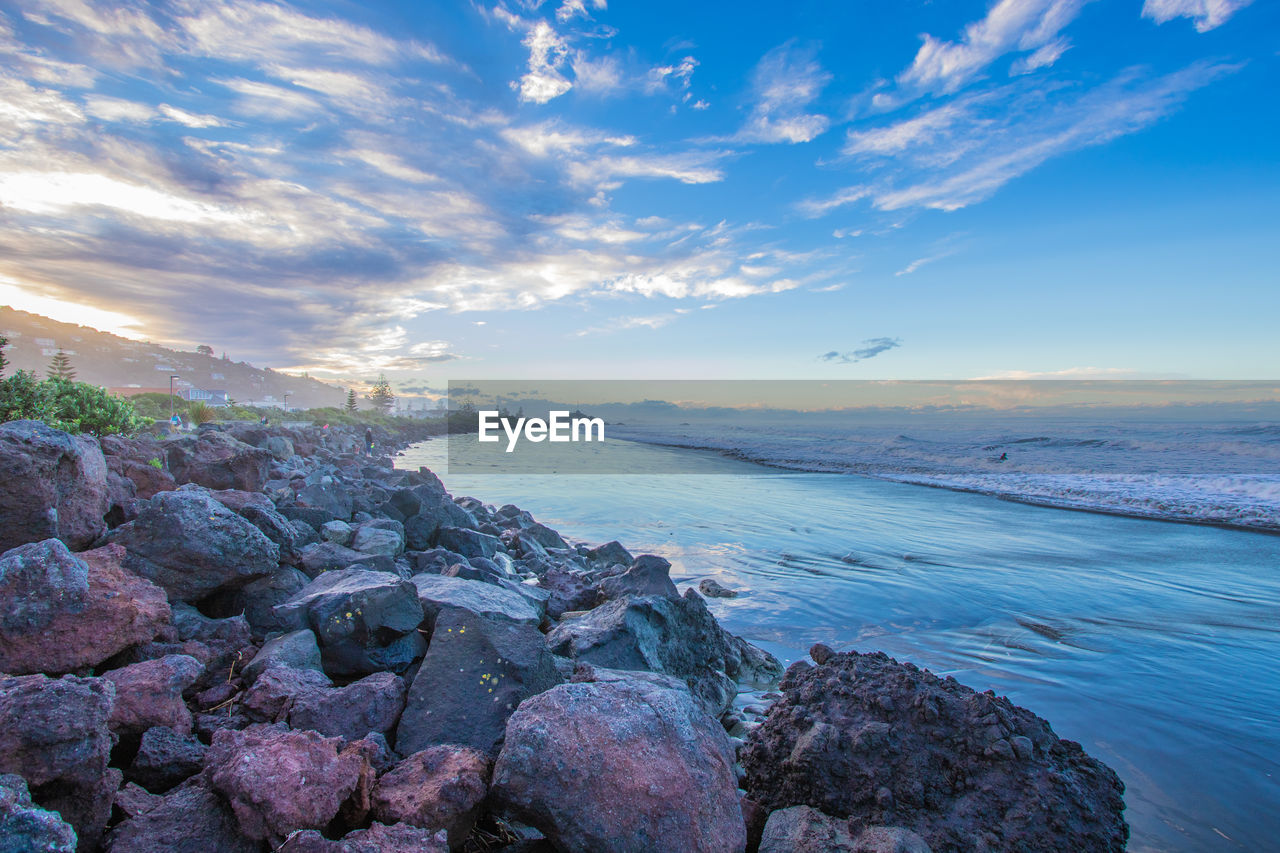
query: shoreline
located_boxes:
[0,418,1130,852]
[612,434,1280,536]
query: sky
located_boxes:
[0,0,1276,393]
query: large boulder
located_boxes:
[412,573,541,632]
[0,540,172,676]
[205,723,370,843]
[0,420,110,552]
[101,655,204,736]
[396,609,561,757]
[371,745,491,848]
[0,773,77,853]
[546,591,743,717]
[273,569,425,677]
[104,489,280,602]
[491,679,746,853]
[0,674,119,850]
[740,649,1128,853]
[164,431,271,492]
[103,776,258,853]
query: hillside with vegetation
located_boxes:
[0,307,345,409]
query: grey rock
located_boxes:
[434,527,500,559]
[273,569,425,677]
[242,629,324,686]
[412,573,541,632]
[597,554,679,600]
[104,489,279,602]
[397,609,561,757]
[128,727,206,794]
[0,773,77,853]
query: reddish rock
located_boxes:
[288,671,408,743]
[101,655,204,736]
[100,435,176,500]
[491,679,747,853]
[164,431,272,493]
[0,673,119,850]
[371,745,492,848]
[104,776,258,853]
[113,782,163,820]
[0,541,170,676]
[0,420,110,553]
[204,723,369,842]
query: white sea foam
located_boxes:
[612,418,1280,530]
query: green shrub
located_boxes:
[0,372,149,436]
[187,401,217,424]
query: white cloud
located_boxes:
[83,95,154,123]
[216,77,325,118]
[734,43,831,144]
[1141,0,1254,32]
[797,186,870,218]
[516,20,573,103]
[572,52,625,94]
[843,101,969,156]
[158,104,226,128]
[0,171,246,224]
[899,0,1088,92]
[556,0,606,22]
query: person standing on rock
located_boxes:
[365,427,374,455]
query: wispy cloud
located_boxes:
[733,43,831,144]
[898,0,1088,93]
[809,62,1236,214]
[1141,0,1254,32]
[819,338,902,363]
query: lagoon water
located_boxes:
[397,436,1280,853]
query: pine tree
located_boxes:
[47,348,75,381]
[344,388,358,413]
[365,374,395,414]
[0,335,8,377]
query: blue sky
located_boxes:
[0,0,1275,391]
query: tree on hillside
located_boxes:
[0,335,8,377]
[47,349,75,381]
[196,345,214,356]
[365,374,394,414]
[344,388,358,413]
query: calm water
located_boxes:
[398,438,1280,853]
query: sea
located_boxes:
[396,417,1280,853]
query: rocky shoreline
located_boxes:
[0,418,1128,852]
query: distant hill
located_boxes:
[0,306,345,410]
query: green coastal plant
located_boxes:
[187,401,217,424]
[148,457,163,469]
[0,371,149,436]
[47,349,76,381]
